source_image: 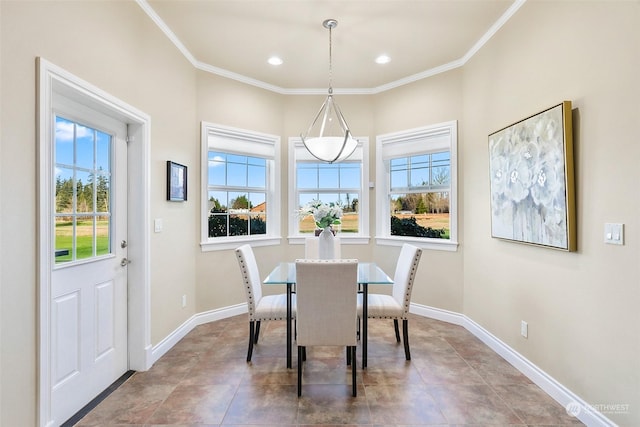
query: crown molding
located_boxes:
[136,0,527,95]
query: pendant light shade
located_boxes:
[300,19,358,163]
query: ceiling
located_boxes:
[141,0,523,94]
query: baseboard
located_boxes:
[410,302,615,427]
[194,303,247,325]
[410,302,465,326]
[150,301,615,427]
[150,303,246,364]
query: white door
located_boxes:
[50,101,129,424]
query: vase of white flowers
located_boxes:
[299,200,343,259]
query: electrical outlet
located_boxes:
[182,294,187,308]
[521,320,528,338]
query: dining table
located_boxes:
[263,261,393,369]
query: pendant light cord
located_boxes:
[328,22,333,95]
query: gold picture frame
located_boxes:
[488,101,576,251]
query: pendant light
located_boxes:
[300,19,358,163]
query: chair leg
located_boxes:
[254,320,261,344]
[247,321,255,362]
[351,346,357,397]
[393,319,401,342]
[346,346,351,365]
[297,346,304,397]
[402,319,411,360]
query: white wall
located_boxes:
[1,2,198,425]
[461,2,639,425]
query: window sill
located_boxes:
[288,235,371,245]
[375,236,459,252]
[200,236,282,252]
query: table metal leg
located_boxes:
[362,283,368,369]
[286,282,292,369]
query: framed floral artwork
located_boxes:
[488,101,576,251]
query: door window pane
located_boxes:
[55,117,74,166]
[76,124,94,169]
[96,173,110,213]
[75,216,95,260]
[96,132,111,171]
[76,170,93,213]
[96,217,110,256]
[54,116,112,264]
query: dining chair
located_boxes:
[358,243,422,361]
[295,259,358,397]
[304,236,341,259]
[235,244,295,362]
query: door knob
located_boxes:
[120,257,131,267]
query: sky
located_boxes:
[55,116,111,183]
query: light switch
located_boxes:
[154,218,163,233]
[604,223,624,245]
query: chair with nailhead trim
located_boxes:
[357,243,422,361]
[295,259,359,397]
[235,244,295,362]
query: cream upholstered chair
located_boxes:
[235,244,294,362]
[358,243,422,361]
[295,259,358,397]
[304,236,341,259]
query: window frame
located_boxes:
[288,137,370,245]
[375,121,458,251]
[200,122,281,251]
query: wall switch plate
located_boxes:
[604,223,624,245]
[521,320,528,338]
[154,218,163,233]
[182,295,187,308]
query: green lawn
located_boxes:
[55,220,110,262]
[299,212,450,237]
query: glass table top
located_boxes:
[263,262,393,285]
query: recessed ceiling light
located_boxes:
[268,56,283,66]
[375,55,391,65]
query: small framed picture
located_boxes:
[167,161,187,201]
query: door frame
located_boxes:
[36,58,151,427]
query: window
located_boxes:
[288,138,369,243]
[201,122,281,251]
[54,116,112,263]
[376,121,458,251]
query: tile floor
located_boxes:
[75,314,584,426]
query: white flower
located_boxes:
[299,200,343,229]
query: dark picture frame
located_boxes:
[167,161,187,202]
[488,101,576,251]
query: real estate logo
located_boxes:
[566,401,581,417]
